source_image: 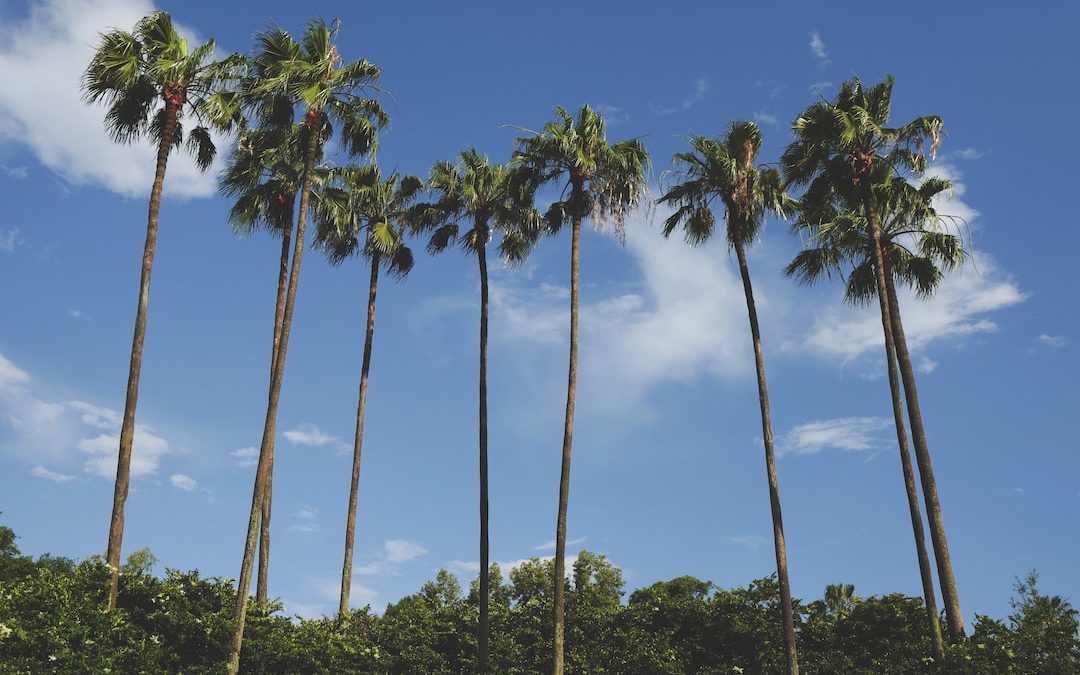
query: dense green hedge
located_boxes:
[1,525,1076,674]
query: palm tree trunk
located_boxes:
[876,250,944,659]
[339,250,380,616]
[105,103,179,610]
[884,267,964,639]
[734,240,799,675]
[477,232,491,673]
[256,220,293,612]
[552,210,581,675]
[227,135,318,675]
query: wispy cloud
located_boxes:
[0,228,23,253]
[594,103,630,126]
[951,148,983,161]
[1036,334,1067,349]
[532,536,586,552]
[917,356,939,374]
[780,417,892,456]
[754,111,781,127]
[283,423,346,450]
[1,165,27,179]
[31,465,77,483]
[169,473,198,491]
[809,81,834,97]
[651,76,708,115]
[354,539,429,576]
[229,446,258,468]
[754,79,785,100]
[288,522,321,534]
[723,535,764,550]
[809,31,830,66]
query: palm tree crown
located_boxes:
[82,10,241,169]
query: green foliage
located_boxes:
[0,524,1077,674]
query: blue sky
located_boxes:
[0,0,1077,622]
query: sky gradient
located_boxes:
[0,0,1077,621]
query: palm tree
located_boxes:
[219,123,325,612]
[413,149,540,672]
[780,74,965,640]
[786,171,963,659]
[657,123,800,675]
[82,10,241,610]
[512,106,649,675]
[226,20,387,673]
[824,583,858,619]
[313,166,418,618]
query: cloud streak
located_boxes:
[780,417,891,456]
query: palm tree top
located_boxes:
[82,10,243,168]
[658,121,792,248]
[314,165,419,278]
[512,105,649,241]
[414,149,542,265]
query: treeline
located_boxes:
[1,526,1078,674]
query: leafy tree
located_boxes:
[314,165,418,617]
[781,74,964,642]
[82,10,242,609]
[413,148,540,671]
[227,19,388,673]
[786,128,963,657]
[658,122,800,674]
[512,106,649,675]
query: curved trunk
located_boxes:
[734,240,799,675]
[339,251,380,616]
[256,220,293,612]
[105,102,179,610]
[478,233,491,672]
[227,135,318,675]
[884,268,964,639]
[877,247,945,658]
[552,208,582,675]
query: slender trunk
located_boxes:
[339,251,380,616]
[552,208,581,675]
[884,266,964,639]
[105,103,179,610]
[256,220,293,612]
[734,240,799,675]
[477,231,491,673]
[227,135,318,675]
[877,249,945,659]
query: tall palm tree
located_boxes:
[219,123,326,612]
[413,149,540,672]
[226,20,387,674]
[512,106,649,675]
[780,75,965,640]
[657,123,800,675]
[786,171,963,659]
[313,166,418,618]
[82,10,241,610]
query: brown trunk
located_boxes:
[105,102,179,610]
[227,133,318,675]
[339,250,380,616]
[876,246,945,659]
[552,207,582,675]
[734,240,799,675]
[256,217,293,612]
[477,228,491,673]
[884,266,964,639]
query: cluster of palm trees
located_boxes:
[83,11,968,675]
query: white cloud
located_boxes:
[0,228,23,254]
[283,423,343,448]
[810,81,834,96]
[354,539,428,576]
[0,353,31,388]
[66,309,82,318]
[1,165,28,179]
[295,507,317,520]
[229,446,258,468]
[809,31,830,65]
[754,111,780,127]
[723,535,764,549]
[0,0,224,199]
[169,473,198,491]
[32,465,77,483]
[593,104,629,126]
[951,148,983,161]
[78,424,170,478]
[68,400,122,429]
[288,522,321,534]
[532,536,586,552]
[449,554,580,578]
[651,76,708,115]
[1037,334,1067,349]
[917,356,939,374]
[780,417,892,456]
